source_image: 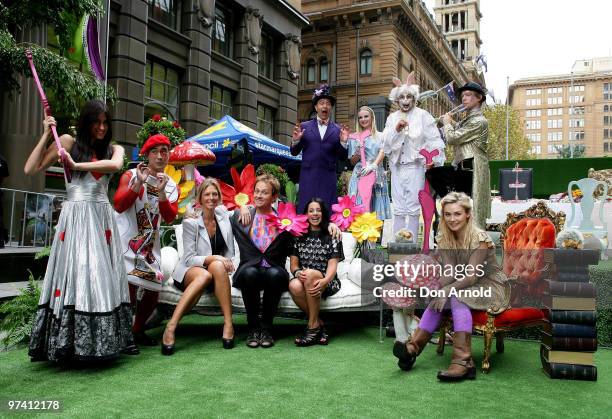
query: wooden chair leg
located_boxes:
[482,330,492,374]
[495,332,505,353]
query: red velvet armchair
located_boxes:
[437,201,566,373]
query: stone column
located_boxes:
[179,0,213,135]
[276,33,301,145]
[107,0,148,147]
[367,96,392,133]
[0,26,47,192]
[234,7,261,129]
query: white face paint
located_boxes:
[397,92,415,113]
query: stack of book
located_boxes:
[540,249,599,381]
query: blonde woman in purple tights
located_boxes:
[393,192,510,381]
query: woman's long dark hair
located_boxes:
[70,100,113,172]
[303,198,330,235]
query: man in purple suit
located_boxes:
[290,84,350,212]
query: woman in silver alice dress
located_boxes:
[26,101,133,362]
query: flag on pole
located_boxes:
[474,54,488,73]
[443,82,458,104]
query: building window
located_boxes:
[258,32,274,80]
[531,145,541,154]
[605,116,611,125]
[605,82,612,100]
[605,142,610,152]
[257,103,274,138]
[547,87,563,94]
[570,131,585,141]
[213,6,232,58]
[319,57,329,82]
[147,0,178,29]
[360,49,373,75]
[547,132,562,142]
[605,105,610,112]
[527,133,541,142]
[144,60,179,121]
[210,84,233,121]
[570,95,584,104]
[604,129,610,139]
[570,119,585,128]
[526,109,542,117]
[546,108,562,116]
[547,97,562,105]
[306,59,316,83]
[569,106,585,115]
[451,39,467,60]
[526,89,542,96]
[547,144,558,154]
[569,85,584,92]
[525,120,541,130]
[547,119,562,129]
[526,98,541,106]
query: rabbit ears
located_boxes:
[392,71,417,88]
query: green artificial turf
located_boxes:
[1,314,611,418]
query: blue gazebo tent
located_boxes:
[186,115,301,180]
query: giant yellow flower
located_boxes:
[349,212,383,243]
[165,164,195,215]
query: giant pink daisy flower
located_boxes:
[266,202,308,237]
[331,195,365,231]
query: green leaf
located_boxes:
[285,181,297,204]
[0,271,41,349]
[1,1,115,118]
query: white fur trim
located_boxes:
[389,84,420,102]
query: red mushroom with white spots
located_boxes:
[168,141,216,214]
[169,141,216,181]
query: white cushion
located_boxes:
[160,247,179,281]
[341,232,357,263]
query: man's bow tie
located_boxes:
[318,119,329,126]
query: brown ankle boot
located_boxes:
[437,332,476,381]
[393,328,432,371]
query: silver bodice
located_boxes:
[66,173,110,203]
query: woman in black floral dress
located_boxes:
[288,198,343,346]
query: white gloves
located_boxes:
[360,163,377,176]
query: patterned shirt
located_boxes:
[291,230,344,274]
[250,213,279,267]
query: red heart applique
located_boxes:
[59,231,66,241]
[90,156,103,180]
[54,289,61,297]
[105,229,112,244]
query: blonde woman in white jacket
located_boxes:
[162,178,249,355]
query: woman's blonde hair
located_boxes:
[437,192,479,249]
[187,177,222,218]
[354,106,378,136]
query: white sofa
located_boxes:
[158,225,378,312]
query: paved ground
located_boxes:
[0,281,37,300]
[0,247,44,255]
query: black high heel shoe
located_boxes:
[161,342,175,356]
[295,327,321,347]
[222,338,235,349]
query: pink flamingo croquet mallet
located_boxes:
[418,148,439,254]
[25,49,72,183]
[355,129,376,211]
